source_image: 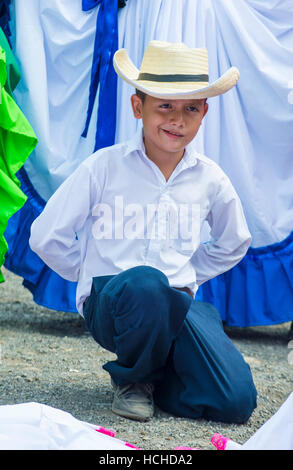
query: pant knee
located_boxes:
[118,265,169,298]
[128,265,168,286]
[215,385,257,424]
[107,266,167,328]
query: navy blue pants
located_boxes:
[83,265,257,423]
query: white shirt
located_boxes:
[29,130,251,316]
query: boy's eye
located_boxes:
[186,106,198,112]
[158,103,199,111]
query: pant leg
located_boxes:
[83,265,192,386]
[153,301,258,424]
[83,265,257,423]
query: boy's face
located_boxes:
[131,93,208,161]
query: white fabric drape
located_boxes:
[10,0,99,199]
[0,402,135,450]
[241,392,293,450]
[10,0,293,247]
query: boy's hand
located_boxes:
[174,287,194,299]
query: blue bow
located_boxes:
[81,0,118,151]
[0,0,12,46]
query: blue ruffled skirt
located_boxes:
[197,232,293,326]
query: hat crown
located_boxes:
[113,40,239,100]
[139,40,209,77]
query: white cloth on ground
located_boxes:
[0,402,135,450]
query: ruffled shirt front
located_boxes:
[29,129,251,315]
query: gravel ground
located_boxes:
[0,266,292,450]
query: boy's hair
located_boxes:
[135,88,208,105]
[135,88,146,103]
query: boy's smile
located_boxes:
[131,94,208,179]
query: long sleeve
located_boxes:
[29,162,99,282]
[191,174,252,286]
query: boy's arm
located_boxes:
[29,162,98,282]
[191,175,251,286]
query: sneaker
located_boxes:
[111,379,154,421]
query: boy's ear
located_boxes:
[131,94,143,119]
[203,100,209,118]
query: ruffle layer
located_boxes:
[4,167,77,312]
[0,42,37,282]
[196,232,293,326]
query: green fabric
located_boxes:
[0,45,38,282]
[0,28,21,95]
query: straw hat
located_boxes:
[113,40,239,99]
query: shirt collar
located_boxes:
[124,127,199,169]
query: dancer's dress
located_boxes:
[0,31,37,282]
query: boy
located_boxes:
[29,41,257,423]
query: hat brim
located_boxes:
[113,48,239,99]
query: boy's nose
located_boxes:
[170,109,184,126]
